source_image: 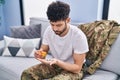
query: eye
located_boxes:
[51,24,54,26]
[56,24,62,27]
[50,23,54,27]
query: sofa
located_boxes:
[0,17,120,80]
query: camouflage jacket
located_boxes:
[78,20,120,74]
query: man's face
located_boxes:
[50,20,67,36]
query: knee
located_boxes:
[21,70,32,80]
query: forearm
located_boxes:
[56,60,82,73]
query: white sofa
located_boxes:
[0,17,120,80]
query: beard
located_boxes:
[54,25,67,36]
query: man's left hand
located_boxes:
[37,58,58,65]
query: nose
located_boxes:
[53,26,59,31]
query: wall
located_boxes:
[0,0,104,40]
[22,0,55,25]
[57,0,104,23]
[23,0,104,25]
[0,5,6,40]
[3,0,21,36]
[97,0,104,20]
[108,0,120,23]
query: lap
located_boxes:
[22,63,58,79]
[50,70,83,80]
[22,64,84,80]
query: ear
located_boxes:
[66,17,70,23]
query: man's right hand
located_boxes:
[34,50,47,59]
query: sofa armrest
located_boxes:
[0,40,5,56]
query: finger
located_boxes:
[34,52,38,58]
[34,53,38,58]
[35,51,39,55]
[34,53,39,58]
[37,58,44,62]
[50,62,53,65]
[37,58,42,61]
[50,61,55,66]
[37,58,49,63]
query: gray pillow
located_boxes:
[0,48,4,56]
[100,33,120,75]
[10,24,41,39]
[29,17,50,37]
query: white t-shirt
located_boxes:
[42,24,89,63]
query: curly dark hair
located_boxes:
[46,1,70,22]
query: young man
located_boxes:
[21,1,89,80]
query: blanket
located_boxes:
[78,20,120,74]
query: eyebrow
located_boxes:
[50,23,62,26]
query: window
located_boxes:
[22,0,55,25]
[108,0,120,23]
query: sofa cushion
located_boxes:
[0,55,52,80]
[3,36,40,57]
[29,17,50,37]
[100,33,120,75]
[0,56,40,80]
[83,69,118,80]
[10,24,41,39]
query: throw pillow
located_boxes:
[29,17,50,37]
[3,36,40,57]
[10,24,41,39]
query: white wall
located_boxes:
[3,0,21,36]
[0,5,6,40]
[23,0,104,25]
[58,0,103,23]
[97,0,104,20]
[108,0,120,23]
[23,0,55,25]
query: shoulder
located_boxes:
[43,26,54,39]
[45,26,52,32]
[44,26,53,35]
[70,24,86,39]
